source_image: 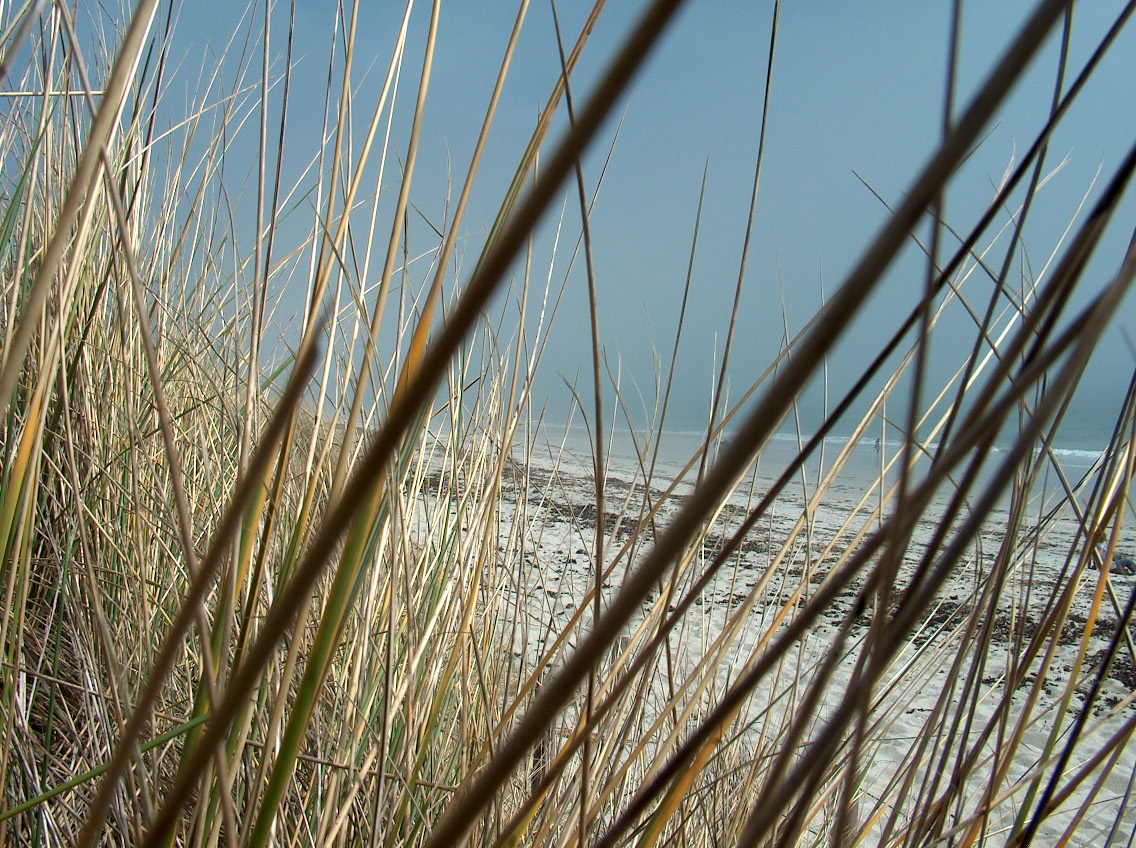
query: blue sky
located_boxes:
[169,1,1136,443]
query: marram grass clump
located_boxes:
[2,1,1136,846]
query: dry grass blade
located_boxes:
[95,1,692,843]
[0,0,161,406]
[439,4,1075,843]
[74,338,321,848]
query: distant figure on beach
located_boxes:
[874,437,881,454]
[1093,542,1136,575]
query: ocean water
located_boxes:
[535,396,1127,516]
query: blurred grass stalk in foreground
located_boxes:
[1,0,1136,846]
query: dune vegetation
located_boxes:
[2,0,1136,845]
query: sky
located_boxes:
[162,0,1136,445]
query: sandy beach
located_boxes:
[456,426,1136,844]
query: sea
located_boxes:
[534,398,1127,518]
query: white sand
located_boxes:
[425,426,1136,842]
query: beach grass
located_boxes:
[2,0,1136,845]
